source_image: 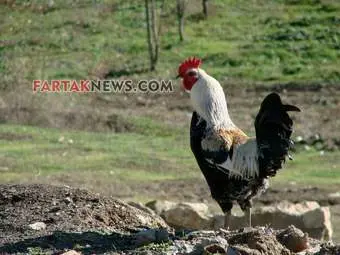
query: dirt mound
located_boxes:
[0,184,167,245]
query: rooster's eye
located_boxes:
[187,71,196,77]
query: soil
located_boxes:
[0,184,167,254]
[1,184,339,255]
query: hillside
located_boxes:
[1,0,340,87]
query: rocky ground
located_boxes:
[0,184,339,255]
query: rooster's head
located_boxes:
[177,57,202,91]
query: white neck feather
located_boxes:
[190,69,235,130]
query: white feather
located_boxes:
[190,69,235,130]
[217,138,259,180]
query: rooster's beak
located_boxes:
[175,74,180,79]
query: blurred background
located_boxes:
[0,0,339,241]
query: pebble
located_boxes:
[28,222,46,231]
[60,250,81,255]
[134,228,170,246]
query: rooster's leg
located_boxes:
[240,200,252,227]
[245,207,252,227]
[224,210,231,229]
[196,116,204,126]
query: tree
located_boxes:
[202,0,208,19]
[145,0,159,71]
[176,0,186,42]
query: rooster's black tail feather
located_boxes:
[255,93,300,178]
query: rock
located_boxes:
[173,240,196,254]
[304,145,311,151]
[295,136,305,144]
[196,236,229,248]
[226,247,241,255]
[161,202,213,230]
[276,225,309,252]
[276,200,320,213]
[28,222,46,231]
[64,196,73,204]
[190,235,229,255]
[187,230,217,239]
[213,201,332,241]
[134,229,157,246]
[145,200,177,215]
[303,206,332,240]
[300,244,322,255]
[134,228,170,246]
[203,244,226,254]
[60,251,81,255]
[328,192,340,198]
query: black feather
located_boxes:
[255,92,300,178]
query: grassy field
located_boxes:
[0,0,339,191]
[0,0,339,195]
[1,0,340,88]
[1,123,339,196]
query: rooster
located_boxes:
[178,57,300,228]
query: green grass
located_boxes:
[1,0,339,87]
[0,123,196,184]
[1,123,340,191]
[273,149,340,185]
[0,0,339,195]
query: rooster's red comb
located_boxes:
[178,57,202,77]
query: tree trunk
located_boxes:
[150,0,159,70]
[145,0,159,71]
[176,0,185,42]
[202,0,208,19]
